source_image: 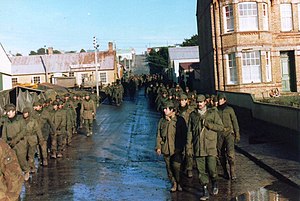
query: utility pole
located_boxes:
[93,36,100,99]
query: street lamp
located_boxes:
[93,36,100,99]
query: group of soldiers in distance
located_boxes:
[0,90,98,200]
[146,75,240,201]
[0,74,148,200]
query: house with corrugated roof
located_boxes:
[10,42,118,88]
[0,43,12,90]
[168,46,199,86]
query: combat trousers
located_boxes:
[84,119,93,133]
[66,128,72,144]
[195,156,217,186]
[27,144,37,170]
[13,140,29,172]
[51,131,65,154]
[217,133,236,177]
[163,154,182,184]
[185,155,193,171]
[39,140,48,161]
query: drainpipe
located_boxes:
[218,1,226,91]
[40,56,48,82]
[213,2,220,90]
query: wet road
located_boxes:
[20,91,300,201]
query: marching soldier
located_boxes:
[186,95,224,200]
[156,101,187,192]
[81,93,96,137]
[2,104,30,181]
[217,93,240,180]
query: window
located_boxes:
[12,78,18,85]
[298,4,300,30]
[262,3,269,31]
[265,51,272,82]
[227,53,237,84]
[238,2,258,31]
[69,72,74,77]
[280,4,292,31]
[242,51,261,83]
[224,5,234,32]
[99,72,107,83]
[33,76,40,84]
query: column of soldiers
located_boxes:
[151,80,240,200]
[0,91,99,199]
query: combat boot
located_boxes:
[200,185,209,200]
[212,181,218,195]
[177,183,183,191]
[51,151,57,159]
[57,152,63,158]
[230,164,237,180]
[43,159,48,166]
[24,172,30,181]
[170,182,177,192]
[187,170,193,178]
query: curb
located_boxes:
[235,145,300,190]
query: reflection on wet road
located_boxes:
[20,90,300,201]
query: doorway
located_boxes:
[280,51,297,92]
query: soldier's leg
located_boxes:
[27,145,36,172]
[217,134,229,179]
[226,134,236,179]
[50,133,57,158]
[88,119,93,135]
[84,119,90,136]
[171,154,182,191]
[207,155,218,195]
[185,155,194,178]
[40,140,48,166]
[67,129,72,145]
[57,133,64,158]
[195,156,209,186]
[163,155,177,192]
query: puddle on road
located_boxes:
[232,181,300,201]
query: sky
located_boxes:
[0,0,197,55]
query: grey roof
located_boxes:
[11,51,115,75]
[168,46,199,60]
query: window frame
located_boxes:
[223,4,234,33]
[238,2,258,31]
[226,53,237,84]
[33,76,41,84]
[280,3,293,31]
[241,51,262,83]
[265,51,272,82]
[262,3,269,31]
[12,77,18,85]
[99,72,107,83]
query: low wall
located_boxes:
[218,91,300,133]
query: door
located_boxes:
[280,53,290,92]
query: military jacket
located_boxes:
[156,115,187,156]
[2,116,27,151]
[217,104,239,137]
[51,109,67,132]
[22,117,43,146]
[32,109,55,139]
[187,108,224,157]
[0,139,23,201]
[81,99,96,120]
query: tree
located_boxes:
[181,34,199,46]
[53,50,61,54]
[80,49,86,53]
[147,47,169,74]
[29,51,37,55]
[37,48,46,55]
[16,53,22,56]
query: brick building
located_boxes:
[197,0,300,97]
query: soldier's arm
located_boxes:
[34,120,44,143]
[155,119,163,152]
[230,108,240,133]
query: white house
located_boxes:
[0,43,12,90]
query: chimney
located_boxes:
[48,47,53,55]
[108,42,113,52]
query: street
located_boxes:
[19,88,300,201]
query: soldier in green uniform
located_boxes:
[81,93,96,137]
[186,95,224,200]
[32,101,55,166]
[178,93,194,178]
[0,139,23,200]
[217,93,240,180]
[22,107,43,173]
[50,101,67,158]
[156,101,187,192]
[2,104,30,181]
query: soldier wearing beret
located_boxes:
[217,93,240,180]
[186,95,224,200]
[156,101,187,192]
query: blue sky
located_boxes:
[0,0,197,55]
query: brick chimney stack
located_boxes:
[108,42,113,52]
[48,47,53,55]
